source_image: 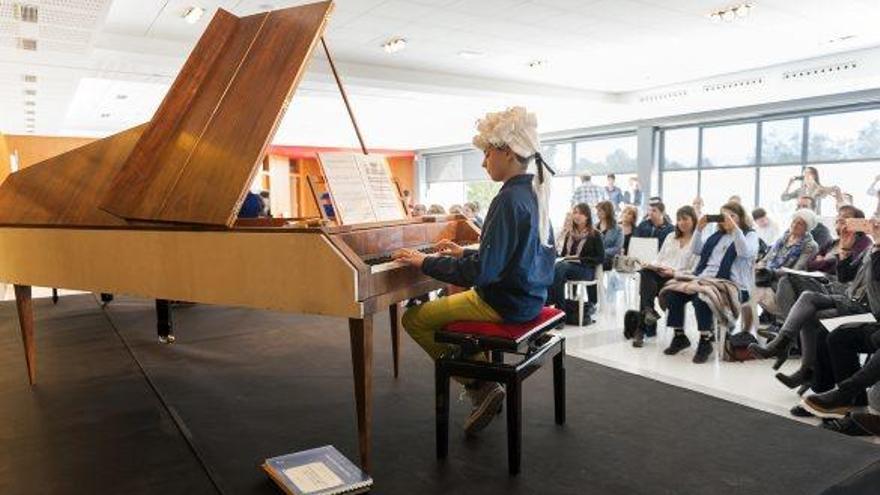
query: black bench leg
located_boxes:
[156,299,174,344]
[436,363,450,460]
[100,293,113,305]
[51,288,59,304]
[506,377,522,475]
[553,344,566,425]
[491,350,503,364]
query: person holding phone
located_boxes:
[547,203,604,318]
[781,166,834,213]
[662,202,760,363]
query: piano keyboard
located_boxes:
[364,244,480,274]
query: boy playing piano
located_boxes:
[393,107,556,435]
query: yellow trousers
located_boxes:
[401,288,502,362]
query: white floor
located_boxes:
[557,272,879,436]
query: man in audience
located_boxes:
[605,173,623,210]
[623,177,642,209]
[463,201,484,228]
[752,208,780,246]
[571,173,605,208]
[807,205,871,275]
[799,195,832,247]
[803,322,880,418]
[634,200,674,244]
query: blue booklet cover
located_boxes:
[262,445,372,495]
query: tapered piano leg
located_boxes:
[349,316,374,473]
[389,303,400,378]
[14,285,36,386]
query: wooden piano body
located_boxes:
[0,0,480,472]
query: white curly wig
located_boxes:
[473,106,553,247]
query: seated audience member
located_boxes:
[802,323,880,418]
[449,204,464,215]
[238,190,265,219]
[605,174,623,210]
[547,203,604,318]
[619,206,638,255]
[829,186,854,211]
[807,205,870,275]
[660,202,759,363]
[752,208,780,247]
[428,204,446,215]
[728,195,742,204]
[798,195,833,247]
[463,201,484,228]
[749,220,880,398]
[631,205,698,347]
[571,173,606,208]
[395,106,555,435]
[634,200,675,244]
[753,209,819,319]
[411,204,428,217]
[623,177,642,208]
[596,201,623,270]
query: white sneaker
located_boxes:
[158,334,176,344]
[463,382,505,435]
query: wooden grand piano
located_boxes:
[0,1,479,472]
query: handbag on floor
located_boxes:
[723,332,759,362]
[623,309,640,339]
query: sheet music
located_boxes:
[318,153,376,225]
[318,152,406,225]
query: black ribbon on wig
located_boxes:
[533,152,556,184]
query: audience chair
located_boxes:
[564,265,605,326]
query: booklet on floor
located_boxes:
[262,445,373,495]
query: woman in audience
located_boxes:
[619,205,639,255]
[631,205,699,347]
[547,203,604,317]
[596,200,623,270]
[411,204,427,217]
[781,166,833,212]
[753,209,819,319]
[428,204,446,215]
[661,202,760,363]
[449,204,464,215]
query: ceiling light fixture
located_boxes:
[824,34,856,45]
[527,59,548,69]
[24,101,35,106]
[22,74,37,83]
[458,50,486,60]
[707,2,753,23]
[100,113,111,118]
[23,89,36,96]
[182,6,205,24]
[382,37,407,54]
[24,110,34,115]
[116,94,128,100]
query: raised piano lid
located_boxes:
[98,1,334,227]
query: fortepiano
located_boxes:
[0,1,479,472]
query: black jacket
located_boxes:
[559,231,604,267]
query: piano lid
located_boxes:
[98,1,334,227]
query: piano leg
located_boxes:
[348,316,374,472]
[51,288,59,304]
[156,299,176,344]
[389,303,400,378]
[14,284,36,386]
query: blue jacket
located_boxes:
[421,174,555,322]
[600,224,624,260]
[634,218,674,245]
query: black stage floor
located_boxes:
[1,294,878,495]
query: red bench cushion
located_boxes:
[443,307,564,341]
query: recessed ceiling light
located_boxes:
[23,89,36,96]
[24,101,35,106]
[458,50,486,60]
[382,37,407,54]
[116,94,128,100]
[22,74,37,83]
[707,2,753,23]
[17,38,37,51]
[182,6,205,24]
[824,34,857,45]
[100,113,111,118]
[527,59,547,69]
[24,110,35,115]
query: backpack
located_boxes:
[623,310,640,339]
[723,332,759,362]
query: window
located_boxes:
[461,150,486,181]
[662,128,698,169]
[574,135,637,175]
[761,119,803,164]
[812,162,880,218]
[809,109,880,162]
[549,176,575,234]
[661,170,698,215]
[424,181,464,209]
[425,153,462,182]
[701,123,757,167]
[465,181,501,212]
[758,165,802,225]
[700,168,756,213]
[542,143,573,175]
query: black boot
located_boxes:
[692,336,714,364]
[664,331,691,356]
[748,333,794,370]
[775,367,813,390]
[802,386,861,419]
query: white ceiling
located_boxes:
[1,0,880,148]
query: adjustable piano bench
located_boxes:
[434,307,566,475]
